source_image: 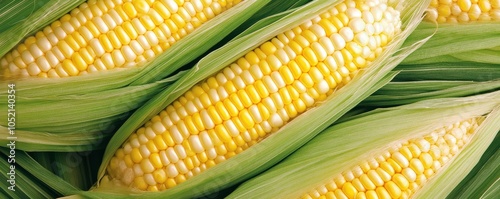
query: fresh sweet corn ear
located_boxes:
[103,0,402,192]
[227,91,500,199]
[0,0,243,78]
[426,0,500,23]
[302,117,483,199]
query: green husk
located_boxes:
[0,190,9,199]
[482,178,500,199]
[359,62,500,108]
[0,127,105,152]
[402,21,500,65]
[46,152,97,190]
[0,0,51,33]
[447,133,500,199]
[80,0,431,198]
[394,62,500,82]
[0,148,80,198]
[0,71,183,151]
[228,91,500,198]
[2,71,182,130]
[0,155,53,198]
[361,79,500,107]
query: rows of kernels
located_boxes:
[1,0,242,78]
[106,0,401,191]
[426,0,500,23]
[302,117,482,199]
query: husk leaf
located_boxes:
[0,148,80,197]
[402,21,500,64]
[447,133,499,199]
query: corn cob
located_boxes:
[425,0,500,23]
[103,0,402,191]
[0,0,243,78]
[302,117,483,199]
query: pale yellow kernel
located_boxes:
[402,167,417,182]
[415,139,431,153]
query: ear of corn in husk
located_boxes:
[0,0,256,81]
[347,10,500,194]
[75,0,432,198]
[227,90,500,199]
